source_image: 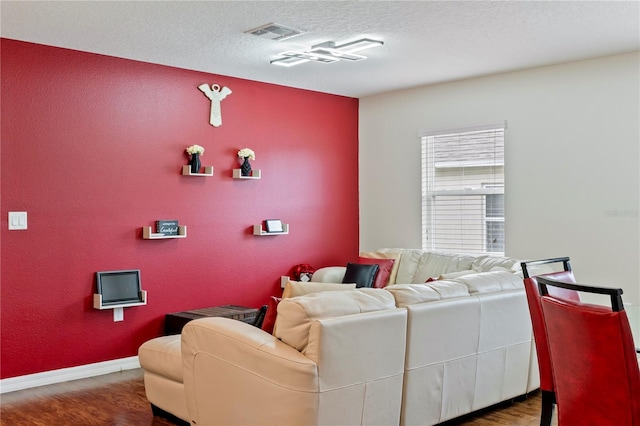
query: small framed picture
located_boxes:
[265,219,283,233]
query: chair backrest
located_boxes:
[521,256,572,279]
[521,257,578,392]
[538,276,640,426]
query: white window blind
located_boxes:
[421,123,505,255]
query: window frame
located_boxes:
[420,122,506,255]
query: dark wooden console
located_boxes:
[164,304,259,335]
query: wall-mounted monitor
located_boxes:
[95,269,144,307]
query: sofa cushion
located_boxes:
[274,288,395,353]
[357,257,395,288]
[385,284,441,307]
[261,296,282,334]
[385,281,470,307]
[471,255,519,273]
[282,280,356,298]
[427,279,472,299]
[412,252,476,283]
[393,249,424,284]
[454,270,523,294]
[138,335,183,383]
[437,269,477,280]
[342,263,379,288]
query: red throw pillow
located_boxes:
[357,257,395,288]
[261,296,282,335]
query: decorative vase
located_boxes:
[190,153,201,174]
[241,156,252,177]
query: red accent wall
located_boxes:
[1,39,359,379]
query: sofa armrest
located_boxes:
[181,317,319,425]
[311,266,346,283]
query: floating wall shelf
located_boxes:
[93,291,147,310]
[183,165,214,176]
[143,226,187,239]
[253,223,289,236]
[233,169,261,179]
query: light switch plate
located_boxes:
[113,307,124,322]
[8,212,27,230]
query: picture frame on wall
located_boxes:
[265,219,284,233]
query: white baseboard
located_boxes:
[0,356,140,394]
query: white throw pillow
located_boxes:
[412,252,476,283]
[393,249,424,284]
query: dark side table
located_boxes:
[165,304,259,335]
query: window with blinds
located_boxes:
[421,123,505,255]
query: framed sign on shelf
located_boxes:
[265,219,284,233]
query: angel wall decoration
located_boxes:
[198,83,232,127]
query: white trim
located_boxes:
[0,356,140,394]
[418,120,507,137]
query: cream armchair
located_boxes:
[181,289,407,425]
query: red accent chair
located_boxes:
[538,276,640,426]
[521,258,579,426]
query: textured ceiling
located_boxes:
[2,1,639,98]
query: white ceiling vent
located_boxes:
[245,23,305,41]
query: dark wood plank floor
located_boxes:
[0,369,556,425]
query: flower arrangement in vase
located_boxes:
[186,144,205,173]
[237,148,255,177]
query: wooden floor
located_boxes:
[0,369,556,425]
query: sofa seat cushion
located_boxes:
[412,252,476,283]
[385,281,470,307]
[455,270,523,294]
[138,335,183,383]
[274,288,396,353]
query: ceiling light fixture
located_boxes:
[281,51,339,64]
[307,42,367,61]
[334,38,384,53]
[270,37,383,67]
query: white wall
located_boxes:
[359,52,640,303]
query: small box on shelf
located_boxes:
[253,223,289,236]
[233,169,261,179]
[182,165,214,176]
[143,225,187,239]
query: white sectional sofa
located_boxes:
[311,249,541,425]
[139,248,546,426]
[386,275,537,425]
